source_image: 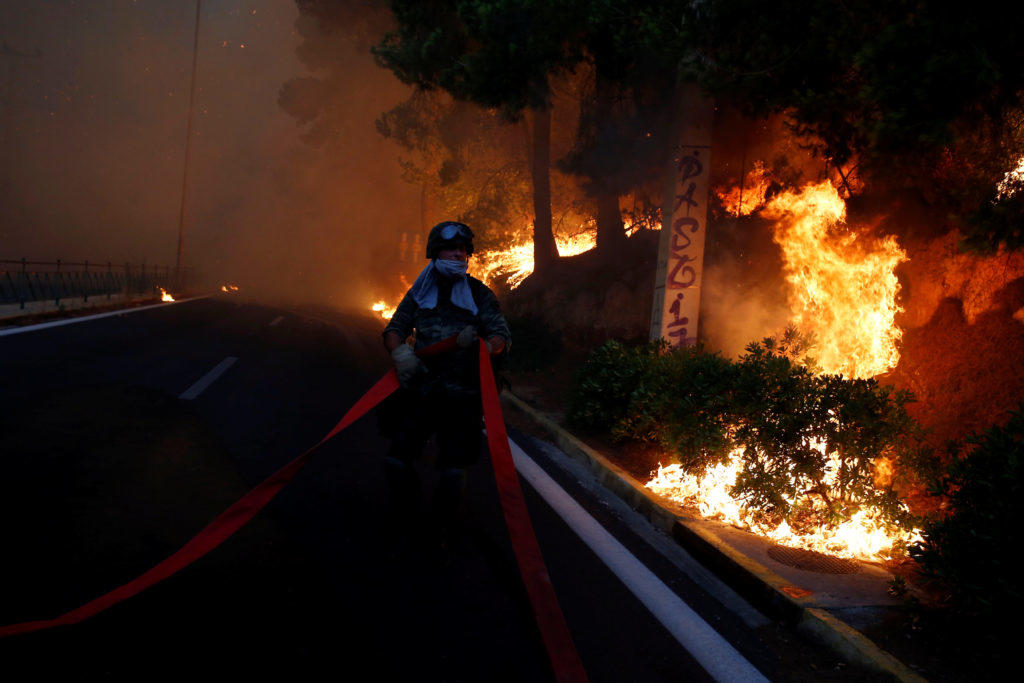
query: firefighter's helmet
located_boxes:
[425,221,474,259]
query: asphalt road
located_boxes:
[0,297,877,681]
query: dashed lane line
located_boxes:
[268,315,284,327]
[508,437,770,683]
[179,357,238,400]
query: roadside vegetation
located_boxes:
[568,332,1022,666]
[908,408,1023,651]
[569,332,920,534]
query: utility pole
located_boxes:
[650,80,714,347]
[175,0,202,288]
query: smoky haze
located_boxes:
[0,0,419,309]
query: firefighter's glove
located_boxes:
[456,325,478,348]
[457,325,493,353]
[391,344,425,387]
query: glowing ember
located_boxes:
[371,300,397,320]
[764,181,907,378]
[159,288,175,302]
[473,230,598,289]
[647,452,922,562]
[997,155,1024,199]
[716,160,773,216]
[220,284,240,293]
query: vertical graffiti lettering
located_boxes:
[659,147,709,347]
[650,91,713,348]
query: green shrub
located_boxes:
[568,340,662,431]
[569,332,918,529]
[911,407,1024,621]
[614,345,736,472]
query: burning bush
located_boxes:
[911,407,1024,621]
[569,333,921,557]
[730,341,916,530]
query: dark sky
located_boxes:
[1,0,420,306]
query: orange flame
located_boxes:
[716,160,773,217]
[473,228,598,289]
[220,284,240,293]
[369,223,601,317]
[997,155,1024,199]
[371,300,397,320]
[159,288,175,302]
[764,180,906,378]
[647,180,916,561]
[648,446,922,562]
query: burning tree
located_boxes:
[681,0,1024,253]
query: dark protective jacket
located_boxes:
[383,275,511,397]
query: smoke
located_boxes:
[0,0,419,309]
[699,216,791,358]
[697,110,826,357]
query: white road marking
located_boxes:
[178,357,238,400]
[268,315,284,327]
[0,296,210,337]
[508,437,770,683]
[523,433,769,629]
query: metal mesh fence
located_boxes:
[0,260,186,309]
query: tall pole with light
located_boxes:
[175,0,202,289]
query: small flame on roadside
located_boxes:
[220,284,240,293]
[647,449,922,562]
[159,288,175,302]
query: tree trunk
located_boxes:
[592,68,627,253]
[530,103,558,273]
[595,191,626,250]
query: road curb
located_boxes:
[0,296,211,337]
[502,390,927,683]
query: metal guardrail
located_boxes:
[0,259,189,310]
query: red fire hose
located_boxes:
[0,336,588,682]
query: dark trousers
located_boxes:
[380,387,483,525]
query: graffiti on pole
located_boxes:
[653,145,710,347]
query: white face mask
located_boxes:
[434,258,468,279]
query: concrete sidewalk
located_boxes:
[502,391,927,683]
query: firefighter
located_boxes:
[381,220,511,551]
